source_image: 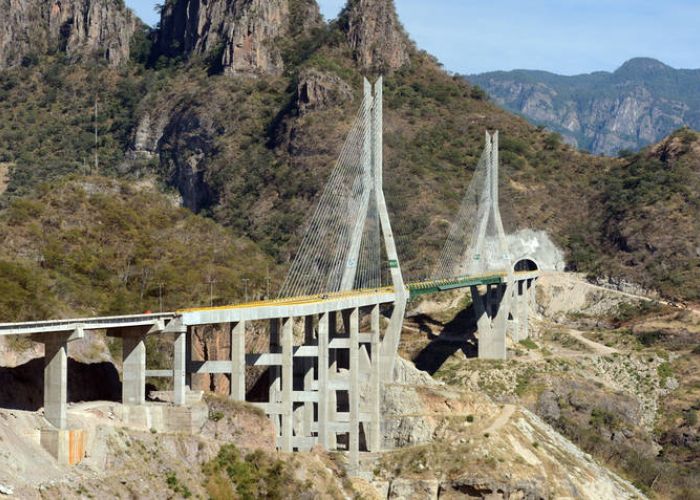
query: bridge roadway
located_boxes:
[0,271,537,336]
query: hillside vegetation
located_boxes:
[0,177,270,321]
[0,0,697,317]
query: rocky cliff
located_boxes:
[339,0,411,73]
[0,0,138,68]
[156,0,322,76]
[470,58,700,155]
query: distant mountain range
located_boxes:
[469,58,700,155]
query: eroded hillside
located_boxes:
[401,273,700,498]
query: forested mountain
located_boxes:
[0,0,698,309]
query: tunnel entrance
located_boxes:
[514,258,539,272]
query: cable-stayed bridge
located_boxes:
[0,78,538,467]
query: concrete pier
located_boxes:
[31,328,84,429]
[121,328,147,406]
[173,328,188,406]
[44,338,69,429]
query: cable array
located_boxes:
[432,133,510,280]
[278,94,382,298]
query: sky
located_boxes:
[126,0,700,75]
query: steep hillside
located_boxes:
[401,274,700,498]
[0,0,698,308]
[132,0,607,280]
[470,58,700,155]
[597,129,700,299]
[0,177,271,321]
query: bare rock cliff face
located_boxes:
[340,0,411,73]
[295,68,353,114]
[157,0,321,76]
[0,0,137,68]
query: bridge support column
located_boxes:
[280,317,293,452]
[368,304,382,452]
[302,316,315,438]
[44,339,68,429]
[348,307,360,471]
[122,328,147,406]
[327,311,338,449]
[269,318,281,436]
[471,284,509,360]
[318,312,330,449]
[32,328,84,429]
[230,321,246,401]
[518,280,531,341]
[173,327,187,406]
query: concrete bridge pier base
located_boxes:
[30,328,86,464]
[471,284,509,360]
[31,327,85,429]
[121,329,147,406]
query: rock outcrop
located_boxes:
[470,58,700,155]
[0,0,138,69]
[340,0,411,73]
[156,0,321,76]
[296,68,354,114]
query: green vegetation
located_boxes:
[518,338,539,350]
[657,362,674,386]
[0,260,58,321]
[0,57,160,200]
[165,471,192,498]
[610,301,663,325]
[0,177,271,320]
[202,445,312,499]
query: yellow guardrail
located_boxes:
[177,286,396,314]
[177,270,539,314]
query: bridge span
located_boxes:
[0,78,539,467]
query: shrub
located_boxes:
[470,85,488,100]
[202,445,311,500]
[657,362,673,386]
[519,338,539,350]
[543,132,562,150]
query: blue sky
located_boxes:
[126,0,700,75]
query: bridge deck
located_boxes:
[0,272,539,335]
[0,288,398,335]
[407,271,538,299]
[179,287,397,325]
[0,313,176,336]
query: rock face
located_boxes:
[156,0,321,76]
[0,0,138,69]
[296,68,354,114]
[470,58,700,155]
[507,229,566,272]
[340,0,411,73]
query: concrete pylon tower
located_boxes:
[371,78,408,380]
[468,131,511,275]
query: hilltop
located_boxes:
[470,58,700,155]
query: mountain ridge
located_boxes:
[470,57,700,155]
